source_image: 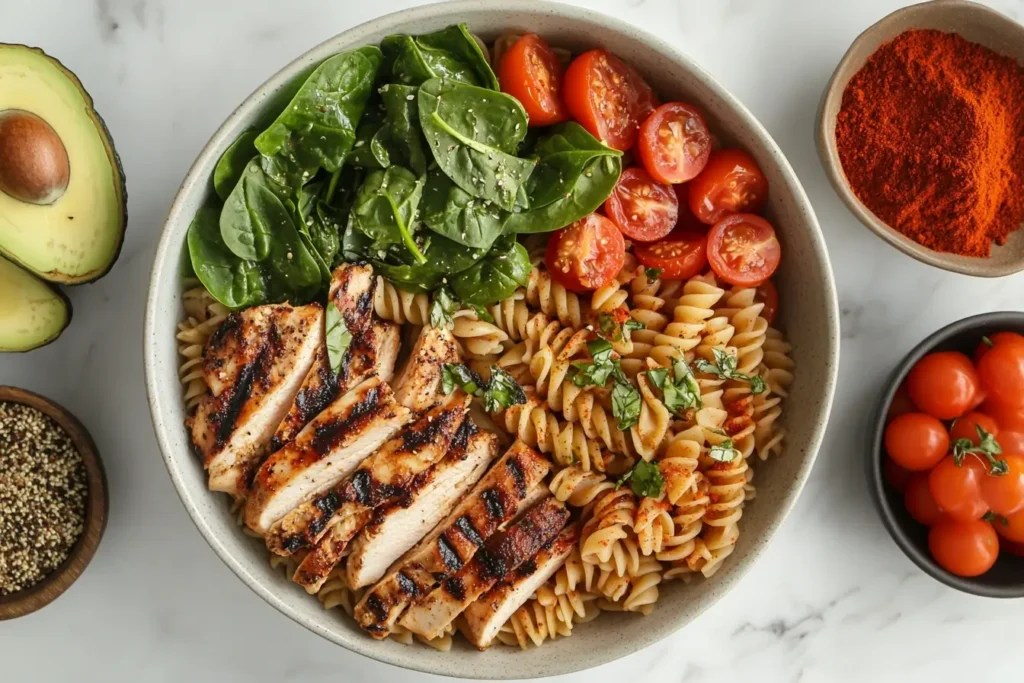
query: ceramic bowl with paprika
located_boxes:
[817,0,1024,278]
[869,312,1024,598]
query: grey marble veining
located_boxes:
[2,0,1024,681]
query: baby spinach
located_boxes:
[263,215,323,304]
[255,46,383,190]
[372,231,490,293]
[348,102,387,169]
[220,161,296,261]
[187,205,267,309]
[374,84,427,175]
[348,167,426,261]
[382,24,498,89]
[418,78,536,212]
[421,168,508,249]
[504,154,622,234]
[523,122,622,210]
[213,130,258,201]
[450,239,531,305]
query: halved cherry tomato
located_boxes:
[1000,430,1024,454]
[633,230,708,280]
[755,280,779,326]
[564,49,648,150]
[620,59,659,122]
[885,412,949,471]
[929,519,999,577]
[950,412,1000,445]
[544,213,625,292]
[637,102,711,184]
[905,474,945,526]
[997,507,1024,542]
[884,457,913,493]
[973,332,1024,364]
[604,167,678,242]
[977,335,1024,408]
[498,34,568,127]
[983,397,1024,432]
[706,214,781,286]
[906,351,980,420]
[929,455,988,522]
[886,382,916,422]
[980,453,1024,516]
[673,185,707,232]
[688,149,768,224]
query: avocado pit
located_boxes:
[0,109,69,205]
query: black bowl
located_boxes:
[869,311,1024,598]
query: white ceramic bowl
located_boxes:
[144,1,840,677]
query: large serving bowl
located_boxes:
[144,1,839,677]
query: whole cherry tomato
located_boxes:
[886,382,917,422]
[884,412,949,471]
[949,412,1000,446]
[997,508,1024,543]
[929,519,999,577]
[999,430,1024,454]
[928,455,988,522]
[973,332,1024,364]
[977,336,1024,408]
[906,351,981,420]
[905,474,945,526]
[980,453,1024,516]
[983,397,1024,432]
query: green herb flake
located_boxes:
[442,363,482,396]
[615,460,664,498]
[695,347,766,395]
[325,302,353,375]
[441,363,526,413]
[645,267,663,280]
[429,287,458,329]
[708,439,741,462]
[611,379,642,431]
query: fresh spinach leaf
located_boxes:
[255,46,383,190]
[325,301,353,375]
[299,230,332,286]
[187,205,267,309]
[418,78,536,211]
[372,84,428,175]
[372,232,489,294]
[348,167,426,260]
[449,240,531,305]
[524,122,622,210]
[347,100,387,169]
[213,130,258,201]
[504,154,622,234]
[219,161,294,261]
[421,167,509,249]
[382,24,498,89]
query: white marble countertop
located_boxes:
[3,0,1024,680]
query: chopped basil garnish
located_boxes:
[646,358,702,416]
[596,313,644,344]
[325,302,353,376]
[471,303,495,324]
[644,267,663,280]
[695,347,767,395]
[571,339,617,387]
[952,425,1007,475]
[615,459,664,498]
[611,378,642,430]
[708,439,741,462]
[429,286,459,329]
[442,363,526,412]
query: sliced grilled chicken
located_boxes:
[271,321,400,452]
[192,303,324,497]
[266,394,471,556]
[393,325,460,412]
[462,524,579,649]
[291,510,371,592]
[354,440,551,638]
[328,262,376,337]
[346,425,500,590]
[398,496,569,640]
[243,376,411,534]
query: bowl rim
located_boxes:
[143,0,841,676]
[0,386,109,620]
[867,310,1024,598]
[815,0,1024,278]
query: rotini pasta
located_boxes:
[373,276,430,325]
[176,283,230,414]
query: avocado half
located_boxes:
[0,44,127,285]
[0,254,71,352]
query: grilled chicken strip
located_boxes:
[266,393,471,556]
[354,440,551,638]
[328,262,376,337]
[399,496,570,640]
[243,376,411,534]
[191,303,323,497]
[393,325,461,412]
[461,524,579,649]
[271,321,400,452]
[345,424,500,590]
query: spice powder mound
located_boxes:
[0,401,88,595]
[835,29,1024,257]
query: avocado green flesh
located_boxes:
[0,255,70,352]
[0,44,126,284]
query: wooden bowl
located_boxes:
[0,386,108,620]
[816,0,1024,277]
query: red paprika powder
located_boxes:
[835,29,1024,257]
